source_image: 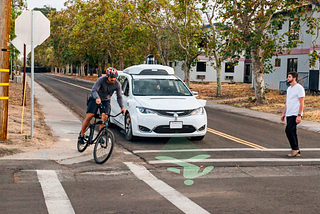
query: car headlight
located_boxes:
[191,107,204,115]
[137,107,157,114]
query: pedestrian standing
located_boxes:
[281,71,305,157]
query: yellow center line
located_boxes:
[0,97,9,100]
[46,75,91,91]
[207,128,267,149]
[0,69,9,72]
[0,83,9,86]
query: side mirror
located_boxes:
[192,91,199,97]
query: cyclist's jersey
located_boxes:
[90,76,124,108]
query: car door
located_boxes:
[113,75,130,127]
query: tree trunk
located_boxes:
[183,61,191,87]
[104,54,109,70]
[66,64,69,75]
[87,62,90,76]
[216,65,222,97]
[80,62,85,76]
[70,64,73,76]
[98,61,102,77]
[252,48,267,103]
[119,54,124,70]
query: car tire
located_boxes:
[190,136,205,141]
[125,113,136,141]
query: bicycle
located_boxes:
[77,104,122,164]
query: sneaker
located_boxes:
[78,135,85,145]
[287,150,301,157]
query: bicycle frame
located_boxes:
[86,105,121,145]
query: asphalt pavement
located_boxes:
[2,74,320,162]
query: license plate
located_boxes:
[170,121,183,129]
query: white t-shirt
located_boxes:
[286,83,305,117]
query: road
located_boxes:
[2,73,320,214]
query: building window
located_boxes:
[287,58,298,74]
[275,58,281,67]
[225,76,234,81]
[225,63,234,73]
[278,23,282,30]
[196,62,206,72]
[196,75,205,80]
[169,62,173,67]
[289,19,299,42]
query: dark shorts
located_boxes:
[86,97,111,115]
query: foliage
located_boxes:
[215,0,320,103]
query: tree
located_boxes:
[200,0,241,97]
[163,0,206,87]
[217,0,320,103]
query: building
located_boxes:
[174,3,320,92]
[173,55,252,84]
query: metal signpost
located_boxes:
[14,10,50,137]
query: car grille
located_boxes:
[154,109,194,117]
[153,125,196,134]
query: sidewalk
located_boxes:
[0,77,95,164]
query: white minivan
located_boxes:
[109,64,207,141]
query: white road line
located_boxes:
[149,158,320,164]
[124,162,210,214]
[37,170,75,214]
[132,148,320,154]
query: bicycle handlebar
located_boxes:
[97,103,124,117]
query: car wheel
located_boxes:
[125,113,136,141]
[190,136,205,141]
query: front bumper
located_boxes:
[131,109,207,137]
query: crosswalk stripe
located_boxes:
[37,170,75,214]
[124,162,210,214]
[149,158,320,164]
[131,148,320,154]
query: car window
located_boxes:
[132,79,192,96]
[118,75,126,86]
[122,78,129,96]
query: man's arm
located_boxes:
[296,97,305,124]
[281,103,286,122]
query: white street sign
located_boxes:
[15,10,51,138]
[15,10,50,46]
[11,37,31,55]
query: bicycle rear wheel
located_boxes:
[77,127,90,152]
[93,129,114,164]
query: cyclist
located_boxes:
[78,67,126,145]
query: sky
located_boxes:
[26,0,67,11]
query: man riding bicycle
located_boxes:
[78,67,126,145]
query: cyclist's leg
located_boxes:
[100,100,111,130]
[80,97,98,135]
[80,113,94,135]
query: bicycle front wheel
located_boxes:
[93,129,114,164]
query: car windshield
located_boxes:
[132,79,192,96]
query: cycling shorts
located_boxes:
[86,97,111,115]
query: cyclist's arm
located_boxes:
[116,82,124,109]
[91,78,103,101]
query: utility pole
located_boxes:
[0,0,11,141]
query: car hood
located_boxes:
[134,96,206,110]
